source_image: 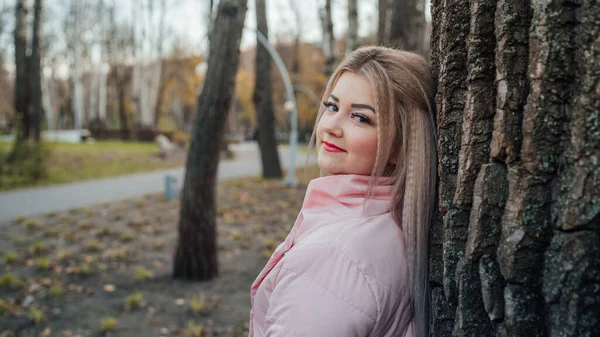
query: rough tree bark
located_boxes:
[319,0,336,77]
[430,0,600,336]
[386,0,427,54]
[173,0,247,281]
[14,0,29,141]
[254,0,282,179]
[346,0,359,54]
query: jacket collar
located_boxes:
[302,174,394,217]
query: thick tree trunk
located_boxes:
[254,0,282,179]
[173,0,247,281]
[387,0,427,53]
[14,0,29,141]
[346,0,359,54]
[320,0,336,77]
[430,1,600,336]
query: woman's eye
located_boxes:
[323,101,339,113]
[352,113,371,124]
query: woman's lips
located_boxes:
[322,141,346,153]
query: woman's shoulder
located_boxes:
[297,212,410,293]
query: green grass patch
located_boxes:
[0,140,185,191]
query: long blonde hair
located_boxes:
[310,46,437,337]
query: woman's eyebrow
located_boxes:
[351,104,376,113]
[329,94,376,113]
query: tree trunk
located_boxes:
[377,0,389,45]
[430,1,600,336]
[254,0,282,179]
[387,0,427,53]
[346,0,359,54]
[320,0,335,77]
[29,0,43,141]
[116,71,129,140]
[173,0,247,281]
[14,0,29,141]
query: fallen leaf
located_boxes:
[103,284,116,292]
[175,298,185,306]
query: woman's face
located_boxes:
[316,72,379,176]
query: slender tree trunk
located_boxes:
[29,0,43,141]
[377,0,389,45]
[173,0,247,281]
[430,1,600,336]
[346,0,359,54]
[320,0,335,77]
[387,0,427,53]
[14,0,29,142]
[116,72,129,140]
[254,0,282,179]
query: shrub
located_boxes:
[85,240,102,252]
[0,274,24,289]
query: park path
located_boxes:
[0,143,315,223]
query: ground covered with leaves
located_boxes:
[0,166,319,337]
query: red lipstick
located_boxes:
[322,141,346,153]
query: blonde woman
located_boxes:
[248,46,437,337]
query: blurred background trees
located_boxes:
[0,0,431,145]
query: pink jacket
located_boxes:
[249,174,415,337]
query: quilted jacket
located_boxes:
[248,174,415,337]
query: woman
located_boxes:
[248,46,437,337]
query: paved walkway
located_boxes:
[0,143,315,223]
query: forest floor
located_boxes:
[0,165,319,337]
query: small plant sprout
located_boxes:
[184,321,205,337]
[30,241,49,255]
[57,250,72,260]
[4,252,17,264]
[124,291,145,311]
[264,238,277,251]
[78,220,93,230]
[189,293,206,313]
[49,284,63,298]
[110,249,128,261]
[134,266,154,281]
[44,227,60,237]
[36,257,51,270]
[120,232,134,242]
[80,263,91,276]
[101,317,118,332]
[0,273,24,289]
[85,240,102,252]
[23,218,42,230]
[96,226,111,238]
[66,231,78,243]
[152,241,165,250]
[29,308,45,325]
[231,230,242,241]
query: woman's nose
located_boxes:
[322,113,343,137]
